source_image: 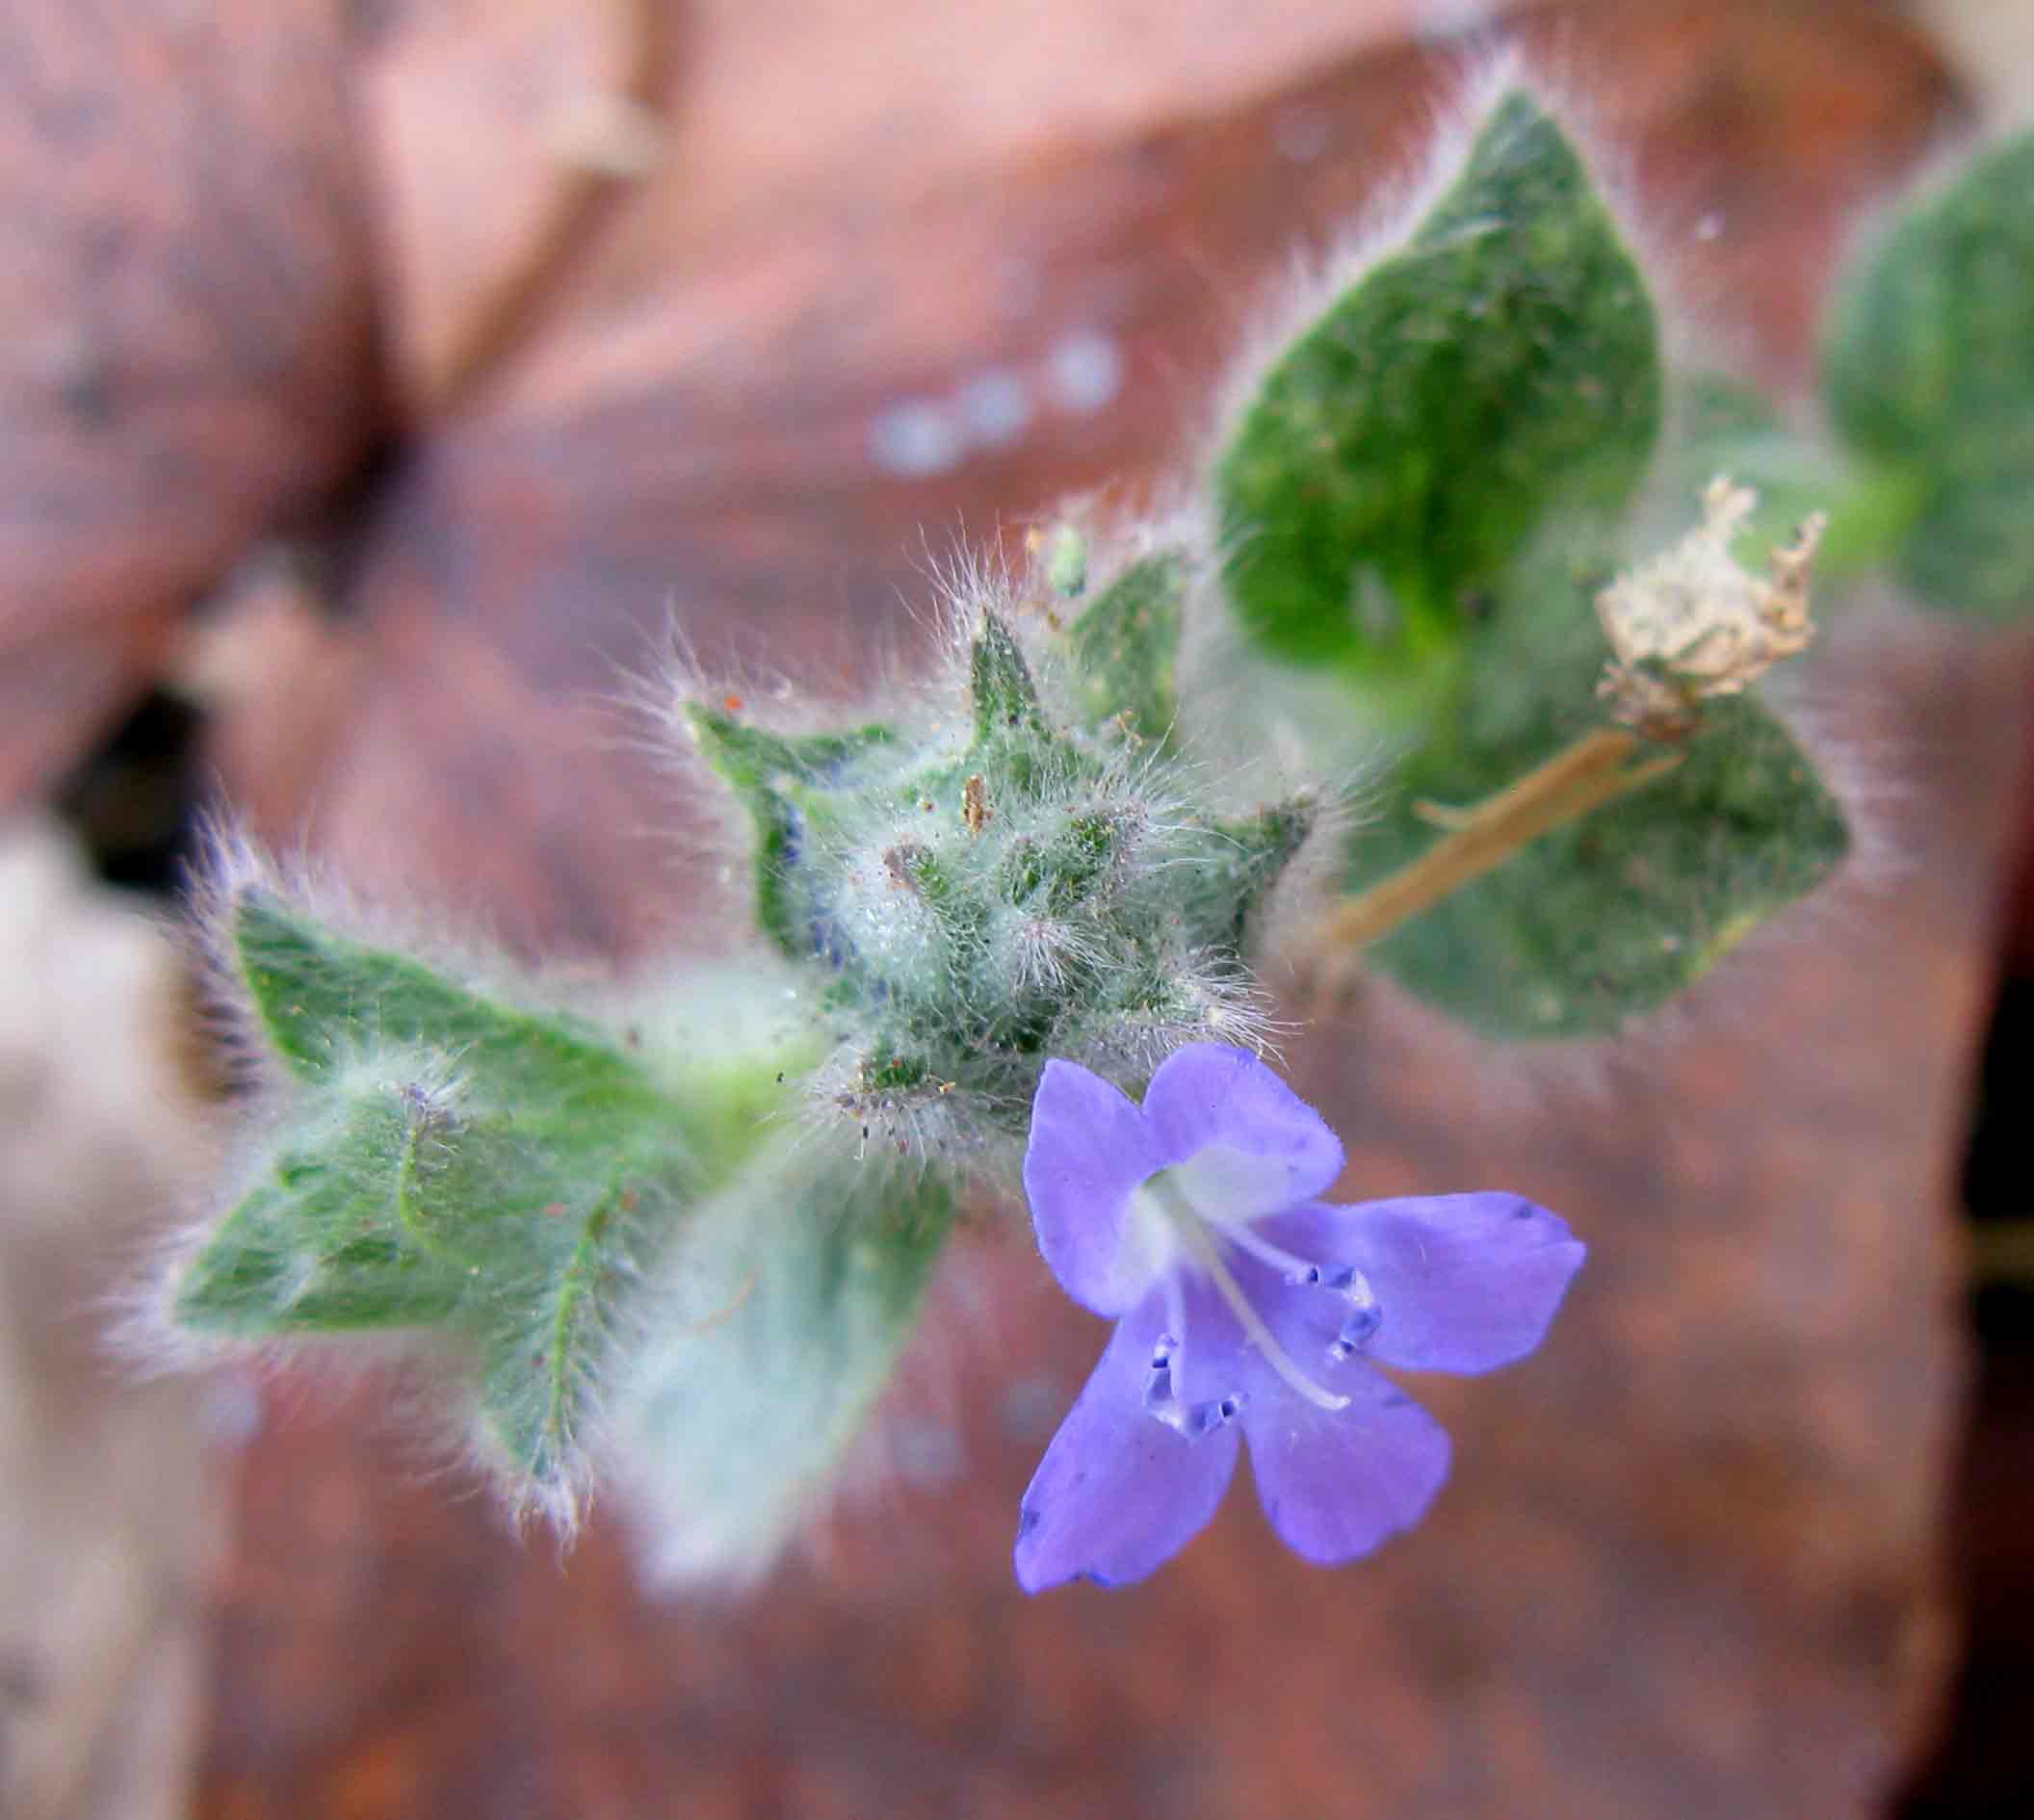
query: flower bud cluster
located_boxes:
[679,567,1314,1165]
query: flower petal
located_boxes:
[1140,1045,1343,1217]
[1241,1359,1451,1565]
[1023,1058,1168,1316]
[1263,1194,1585,1374]
[1014,1295,1240,1593]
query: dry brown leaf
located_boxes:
[0,0,379,803]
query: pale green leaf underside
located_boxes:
[614,1146,956,1584]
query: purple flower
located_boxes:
[1014,1045,1584,1591]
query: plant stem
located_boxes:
[1311,726,1682,966]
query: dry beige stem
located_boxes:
[1596,477,1826,739]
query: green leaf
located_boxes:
[1063,554,1186,748]
[969,611,1051,747]
[173,1079,466,1333]
[1359,702,1846,1038]
[1215,86,1660,698]
[466,1163,684,1501]
[234,890,653,1115]
[687,711,900,958]
[1823,129,2034,616]
[1652,374,1924,582]
[613,1140,955,1584]
[1343,528,1848,1039]
[1187,798,1316,954]
[188,890,812,1511]
[1655,377,1844,565]
[1043,523,1089,599]
[687,711,898,798]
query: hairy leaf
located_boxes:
[1216,87,1660,700]
[1824,128,2034,617]
[1063,554,1186,749]
[180,889,797,1514]
[614,1140,956,1585]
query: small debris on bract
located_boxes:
[961,773,993,837]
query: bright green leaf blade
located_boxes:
[1823,129,2034,617]
[613,1142,955,1585]
[1063,554,1186,748]
[1215,86,1660,692]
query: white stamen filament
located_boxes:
[1164,1198,1350,1414]
[1223,1223,1324,1284]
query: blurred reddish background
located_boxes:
[6,2,2034,1816]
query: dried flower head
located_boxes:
[1597,477,1826,739]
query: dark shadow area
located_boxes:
[1898,968,2034,1818]
[51,688,207,897]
